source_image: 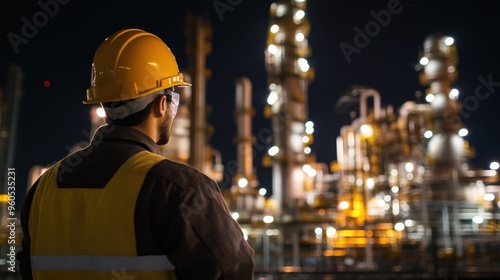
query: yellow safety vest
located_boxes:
[29,151,177,279]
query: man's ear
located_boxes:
[153,95,167,117]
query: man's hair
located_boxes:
[102,97,160,126]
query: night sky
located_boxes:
[2,0,500,204]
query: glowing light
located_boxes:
[420,57,429,65]
[472,216,483,224]
[293,9,305,24]
[394,222,405,231]
[305,121,314,128]
[295,32,304,42]
[405,162,414,173]
[458,128,468,137]
[404,219,414,227]
[276,4,287,17]
[360,124,373,137]
[270,24,279,33]
[390,169,398,177]
[297,58,310,72]
[259,188,267,196]
[424,130,433,139]
[307,169,317,177]
[43,80,51,88]
[356,178,363,187]
[238,178,248,188]
[366,178,375,190]
[484,193,495,202]
[305,127,314,134]
[302,135,309,143]
[339,201,349,210]
[304,147,311,154]
[96,107,106,118]
[384,195,391,202]
[231,212,240,220]
[268,146,279,156]
[377,199,385,207]
[267,90,278,105]
[302,164,311,173]
[314,227,323,235]
[490,161,500,170]
[449,88,459,99]
[326,227,336,238]
[391,186,399,193]
[268,44,278,55]
[263,215,274,224]
[269,83,277,90]
[425,93,434,102]
[444,36,454,46]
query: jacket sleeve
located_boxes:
[17,179,39,280]
[186,179,255,279]
[150,174,255,280]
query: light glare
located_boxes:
[267,90,278,105]
[339,201,349,210]
[425,94,434,102]
[395,222,405,231]
[268,146,279,156]
[268,44,278,55]
[424,130,433,139]
[238,178,248,188]
[444,36,454,46]
[263,215,274,223]
[490,161,500,170]
[270,24,279,33]
[259,188,267,196]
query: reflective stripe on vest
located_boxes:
[31,255,174,271]
[29,151,175,279]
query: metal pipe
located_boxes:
[360,89,381,120]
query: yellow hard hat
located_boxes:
[84,28,191,104]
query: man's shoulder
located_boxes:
[148,158,214,188]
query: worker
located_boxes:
[17,28,255,279]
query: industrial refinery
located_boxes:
[2,0,500,279]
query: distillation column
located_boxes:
[234,77,256,186]
[418,34,465,256]
[264,0,314,219]
[185,14,212,173]
[232,77,260,212]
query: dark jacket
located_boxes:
[18,125,255,279]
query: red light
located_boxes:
[44,80,51,88]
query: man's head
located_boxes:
[84,29,190,144]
